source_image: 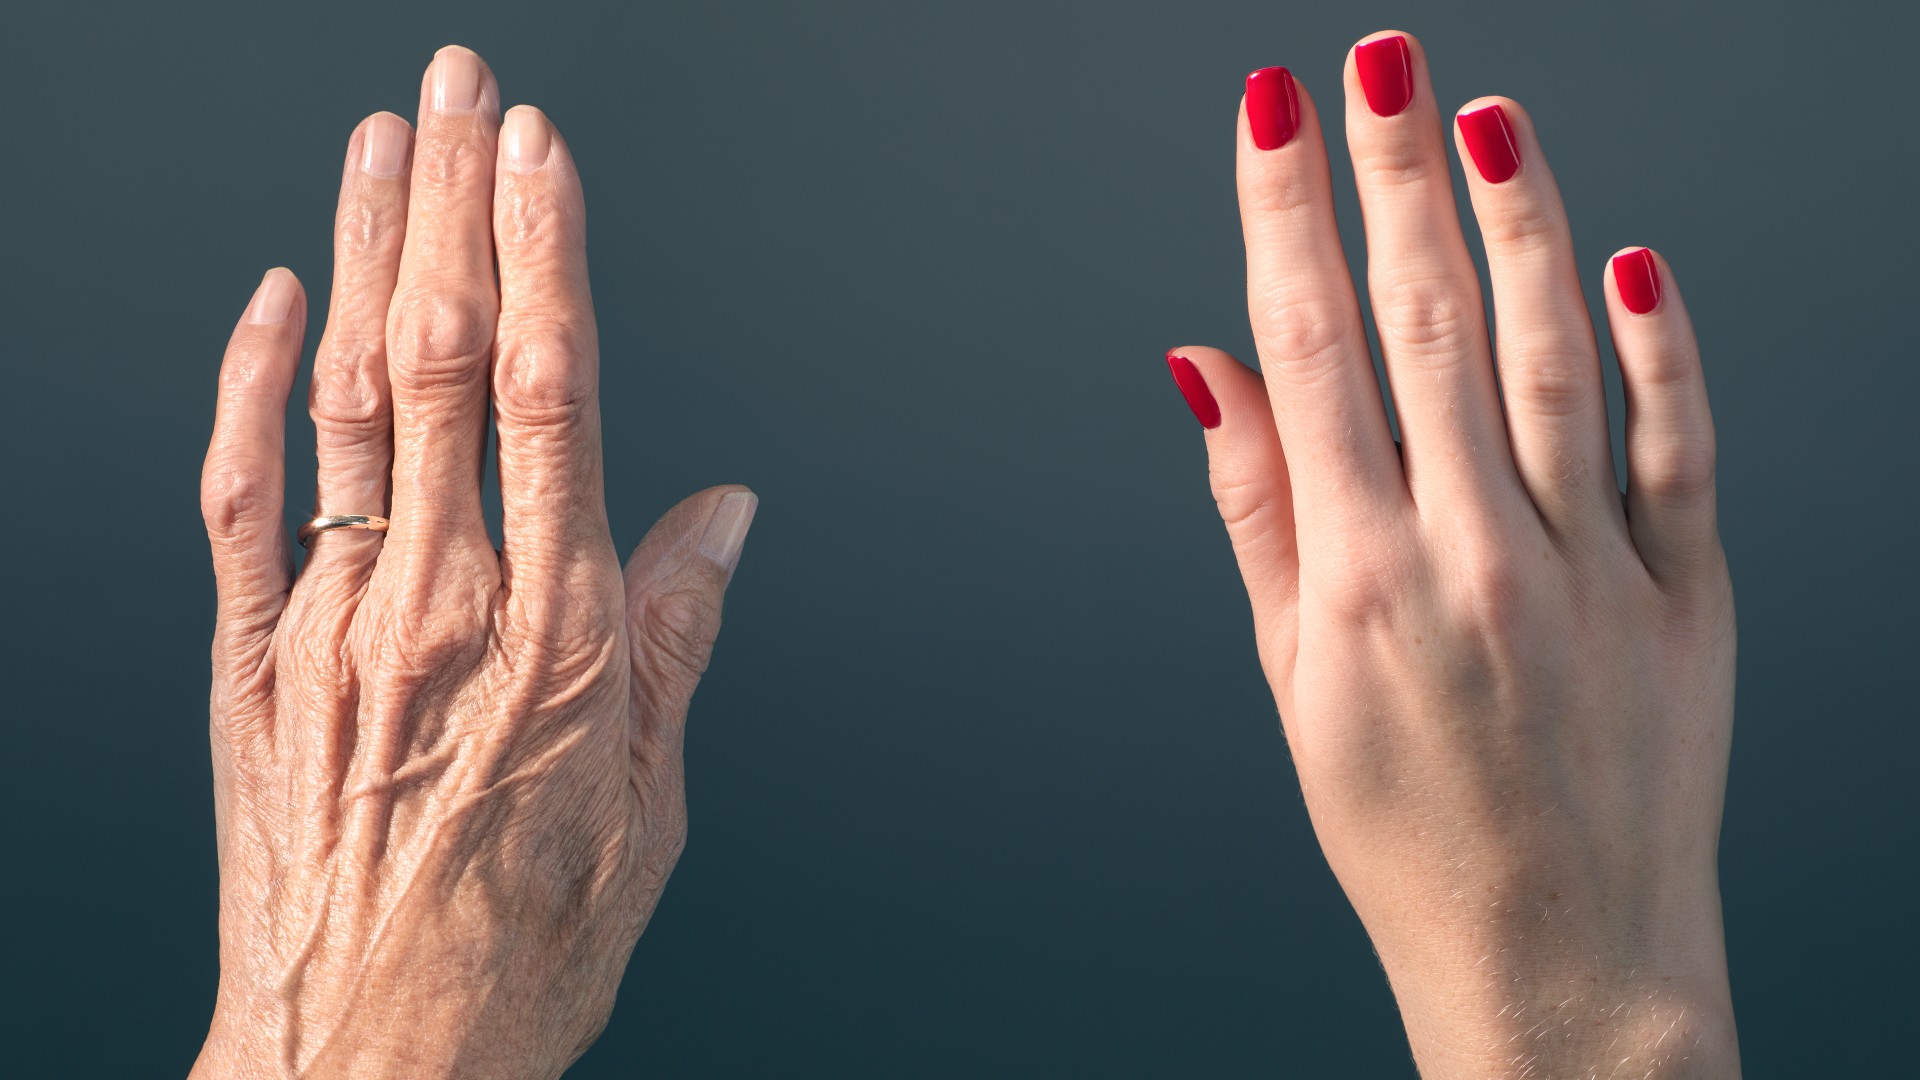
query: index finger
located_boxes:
[1237,67,1405,536]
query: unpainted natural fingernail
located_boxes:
[361,113,409,178]
[248,268,298,324]
[503,108,552,173]
[698,491,758,575]
[430,46,482,113]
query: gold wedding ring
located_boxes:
[295,514,391,548]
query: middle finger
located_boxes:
[1345,31,1516,516]
[385,45,502,556]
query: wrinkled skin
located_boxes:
[192,46,755,1079]
[1173,31,1739,1078]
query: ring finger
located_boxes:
[305,111,413,575]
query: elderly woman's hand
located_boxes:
[191,46,754,1078]
[1168,31,1737,1078]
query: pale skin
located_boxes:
[1171,30,1738,1079]
[194,47,755,1078]
[193,34,1735,1080]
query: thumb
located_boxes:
[1164,347,1299,620]
[623,485,757,754]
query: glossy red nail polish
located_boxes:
[1355,36,1413,116]
[1165,353,1221,429]
[1612,248,1661,314]
[1457,104,1520,183]
[1245,67,1299,151]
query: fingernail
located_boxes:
[698,491,758,575]
[1457,104,1520,184]
[1245,67,1299,151]
[1613,248,1662,315]
[247,268,298,325]
[430,47,482,113]
[502,108,552,173]
[1165,352,1221,429]
[361,114,409,178]
[1355,35,1414,117]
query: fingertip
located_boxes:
[1609,246,1665,316]
[245,267,304,326]
[502,104,555,174]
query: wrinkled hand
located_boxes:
[193,46,754,1079]
[1169,31,1737,1078]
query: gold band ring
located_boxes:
[295,514,390,548]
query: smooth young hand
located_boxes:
[193,47,754,1078]
[1168,31,1737,1078]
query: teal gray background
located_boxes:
[4,0,1913,1074]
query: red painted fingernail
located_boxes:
[1612,248,1662,314]
[1457,104,1520,183]
[1245,67,1299,151]
[1165,353,1221,429]
[1355,36,1413,117]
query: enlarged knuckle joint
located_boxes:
[391,289,495,387]
[200,461,276,544]
[493,321,597,421]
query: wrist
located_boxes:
[1368,900,1739,1079]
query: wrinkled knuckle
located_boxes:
[335,199,405,260]
[1378,281,1482,360]
[390,288,495,388]
[309,338,389,432]
[387,605,489,675]
[641,589,720,677]
[200,460,275,544]
[495,184,582,250]
[1253,292,1351,377]
[411,128,492,195]
[218,346,275,398]
[493,318,597,422]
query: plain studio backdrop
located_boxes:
[3,1,1913,1074]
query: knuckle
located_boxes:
[217,344,278,398]
[410,127,493,197]
[1252,291,1353,377]
[1635,433,1717,503]
[390,287,495,388]
[334,198,405,261]
[493,317,597,421]
[1629,343,1704,392]
[1477,199,1565,255]
[1500,347,1598,418]
[309,336,389,433]
[1312,522,1409,628]
[200,459,277,544]
[1241,168,1327,219]
[1355,143,1446,191]
[495,183,582,251]
[1209,472,1282,535]
[1376,279,1483,360]
[639,588,721,678]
